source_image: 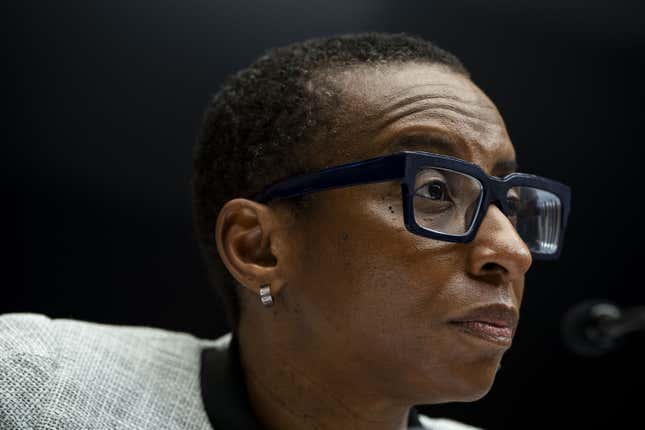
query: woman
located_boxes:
[1,33,570,430]
[192,32,570,429]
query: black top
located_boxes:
[200,335,425,429]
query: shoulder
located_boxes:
[418,413,484,430]
[0,313,219,430]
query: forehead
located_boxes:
[317,62,516,175]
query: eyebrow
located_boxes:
[388,133,519,176]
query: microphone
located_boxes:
[561,299,645,356]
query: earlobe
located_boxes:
[215,198,283,296]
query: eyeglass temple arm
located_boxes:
[251,152,407,203]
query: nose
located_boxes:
[466,203,533,282]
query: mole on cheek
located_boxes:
[378,193,396,215]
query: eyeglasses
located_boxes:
[250,151,571,260]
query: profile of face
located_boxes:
[216,62,534,413]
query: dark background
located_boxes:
[5,1,644,428]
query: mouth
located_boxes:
[448,303,519,347]
[448,320,514,347]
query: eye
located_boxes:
[507,195,520,213]
[416,179,450,201]
[506,193,521,226]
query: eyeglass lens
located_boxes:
[506,186,561,255]
[412,167,562,255]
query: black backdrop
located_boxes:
[5,1,645,428]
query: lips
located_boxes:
[448,303,519,346]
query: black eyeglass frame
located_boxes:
[250,150,571,260]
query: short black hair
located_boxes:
[191,32,469,333]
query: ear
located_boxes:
[215,198,286,297]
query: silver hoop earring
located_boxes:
[259,284,274,307]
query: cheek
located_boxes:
[294,188,466,341]
[289,191,504,400]
[352,188,463,310]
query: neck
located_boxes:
[237,320,413,430]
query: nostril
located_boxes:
[482,262,502,272]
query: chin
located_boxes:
[450,370,498,403]
[425,384,494,405]
[459,385,494,402]
[415,363,498,404]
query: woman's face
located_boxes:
[225,62,534,406]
